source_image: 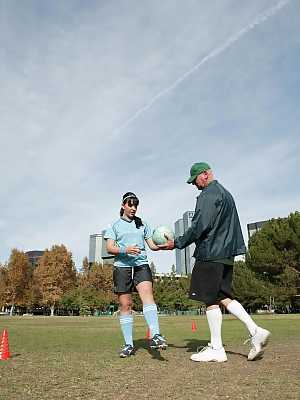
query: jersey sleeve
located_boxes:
[143,221,153,240]
[104,224,116,240]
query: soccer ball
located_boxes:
[152,226,174,245]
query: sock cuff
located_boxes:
[119,314,133,324]
[226,300,239,310]
[143,303,157,312]
[206,307,222,315]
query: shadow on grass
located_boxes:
[166,339,209,353]
[168,340,251,359]
[9,353,22,359]
[133,339,168,362]
[226,349,266,361]
[226,350,248,359]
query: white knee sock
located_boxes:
[226,300,257,336]
[206,307,223,350]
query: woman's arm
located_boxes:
[145,238,160,251]
[106,239,141,255]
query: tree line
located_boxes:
[0,212,299,315]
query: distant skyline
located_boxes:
[1,0,299,272]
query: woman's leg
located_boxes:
[136,281,160,337]
[118,293,134,346]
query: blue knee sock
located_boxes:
[119,313,133,346]
[143,303,160,337]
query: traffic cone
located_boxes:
[191,320,197,332]
[146,327,151,340]
[0,329,10,360]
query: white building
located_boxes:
[175,211,195,275]
[89,232,114,265]
[247,220,269,239]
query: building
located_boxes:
[25,250,44,267]
[174,219,185,275]
[89,232,114,265]
[247,220,269,239]
[175,211,195,275]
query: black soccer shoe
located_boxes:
[150,334,168,350]
[119,344,135,358]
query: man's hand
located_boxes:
[157,239,175,250]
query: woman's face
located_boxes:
[122,199,138,219]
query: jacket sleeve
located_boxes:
[174,192,219,249]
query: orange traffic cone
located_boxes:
[191,320,197,332]
[146,327,151,340]
[0,329,10,360]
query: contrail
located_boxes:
[113,0,290,135]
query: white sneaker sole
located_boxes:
[190,356,227,363]
[150,344,168,350]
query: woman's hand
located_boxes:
[126,245,141,255]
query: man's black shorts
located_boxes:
[113,264,153,294]
[189,261,234,306]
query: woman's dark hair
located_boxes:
[120,192,143,228]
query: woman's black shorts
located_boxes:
[189,261,234,306]
[113,264,153,294]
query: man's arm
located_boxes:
[159,192,219,250]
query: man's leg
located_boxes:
[190,303,227,362]
[206,305,223,350]
[189,261,227,362]
[221,298,258,335]
[221,298,271,360]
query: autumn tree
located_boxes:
[34,244,76,316]
[62,262,116,315]
[6,249,32,315]
[0,263,9,310]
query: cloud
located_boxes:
[1,1,299,272]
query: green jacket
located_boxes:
[175,180,246,261]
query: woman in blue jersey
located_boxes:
[105,192,167,357]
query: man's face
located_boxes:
[192,171,208,190]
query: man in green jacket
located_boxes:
[160,162,270,362]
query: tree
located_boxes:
[247,212,300,279]
[153,275,197,311]
[6,249,32,315]
[0,263,9,310]
[246,212,300,310]
[34,244,76,316]
[75,262,116,314]
[232,261,273,312]
[149,261,156,275]
[82,256,90,273]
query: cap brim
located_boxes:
[187,175,197,184]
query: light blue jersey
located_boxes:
[104,218,153,267]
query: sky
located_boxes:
[1,0,299,273]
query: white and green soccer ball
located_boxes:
[152,226,174,245]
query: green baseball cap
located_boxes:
[187,162,211,184]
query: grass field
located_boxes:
[0,314,299,400]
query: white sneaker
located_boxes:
[190,345,227,362]
[247,327,271,361]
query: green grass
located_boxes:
[0,315,300,399]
